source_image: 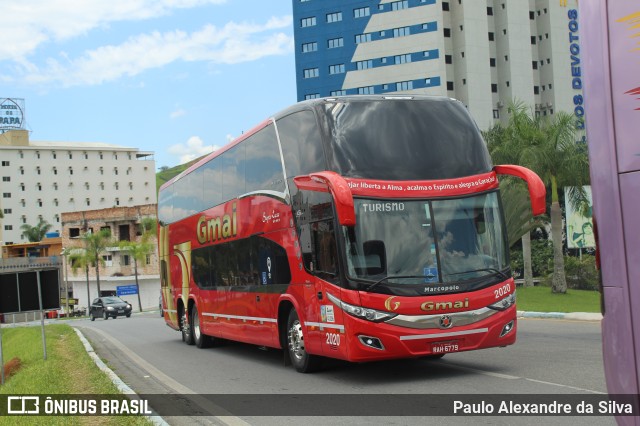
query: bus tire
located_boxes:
[191,305,212,349]
[181,308,194,345]
[287,309,321,373]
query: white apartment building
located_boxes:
[0,130,157,245]
[293,0,584,131]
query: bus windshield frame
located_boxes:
[341,191,510,294]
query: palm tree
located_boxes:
[20,218,52,242]
[80,229,114,297]
[484,113,546,288]
[486,102,590,293]
[65,247,92,315]
[118,216,157,312]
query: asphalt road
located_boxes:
[74,313,616,426]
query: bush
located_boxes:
[564,254,600,290]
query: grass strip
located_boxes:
[0,324,152,426]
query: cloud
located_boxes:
[167,136,220,164]
[0,0,228,62]
[13,16,293,87]
[170,108,187,119]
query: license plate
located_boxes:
[118,310,124,313]
[431,340,460,354]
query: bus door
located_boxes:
[299,216,346,357]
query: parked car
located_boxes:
[90,296,132,321]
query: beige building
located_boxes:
[0,129,156,246]
[61,204,160,312]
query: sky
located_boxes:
[0,0,297,169]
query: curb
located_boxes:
[72,327,170,426]
[517,311,602,321]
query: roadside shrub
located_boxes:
[564,254,600,290]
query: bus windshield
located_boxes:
[343,193,508,287]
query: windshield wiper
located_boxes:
[444,268,509,280]
[365,275,431,292]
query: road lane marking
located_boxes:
[76,325,252,426]
[442,361,606,394]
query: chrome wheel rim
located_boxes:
[193,309,200,340]
[288,319,305,361]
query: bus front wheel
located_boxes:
[287,309,321,373]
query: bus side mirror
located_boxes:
[493,165,546,216]
[293,171,356,226]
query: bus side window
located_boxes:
[313,220,337,275]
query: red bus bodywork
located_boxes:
[158,96,545,371]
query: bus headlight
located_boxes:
[488,292,516,311]
[326,292,397,322]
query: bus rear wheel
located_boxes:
[287,309,321,373]
[191,305,212,348]
[181,308,194,345]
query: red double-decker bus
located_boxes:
[158,96,545,372]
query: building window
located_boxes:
[54,183,58,190]
[37,199,42,207]
[355,33,372,43]
[4,225,12,231]
[330,90,347,96]
[487,7,493,15]
[326,12,342,23]
[68,152,73,159]
[99,152,103,159]
[397,81,414,91]
[103,255,113,267]
[547,58,551,64]
[301,17,316,27]
[114,167,119,175]
[2,209,10,214]
[534,86,540,95]
[301,42,317,53]
[3,161,10,166]
[502,29,507,35]
[69,167,73,175]
[506,81,510,87]
[444,28,451,37]
[493,109,500,119]
[2,176,9,182]
[442,2,450,11]
[531,36,536,45]
[115,198,120,206]
[86,198,91,206]
[329,64,345,74]
[488,32,495,41]
[84,152,88,159]
[52,152,57,159]
[447,81,454,91]
[37,183,42,191]
[445,55,452,64]
[2,193,10,198]
[357,86,375,95]
[393,27,410,37]
[37,166,41,175]
[54,199,58,206]
[328,37,344,48]
[356,60,373,70]
[549,83,553,90]
[146,254,152,265]
[122,255,130,266]
[304,94,320,100]
[394,54,411,65]
[115,182,119,190]
[354,7,370,18]
[391,1,409,11]
[504,55,508,61]
[303,68,319,78]
[530,11,535,20]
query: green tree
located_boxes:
[118,216,157,312]
[20,218,52,242]
[64,247,92,315]
[486,102,590,293]
[80,229,114,297]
